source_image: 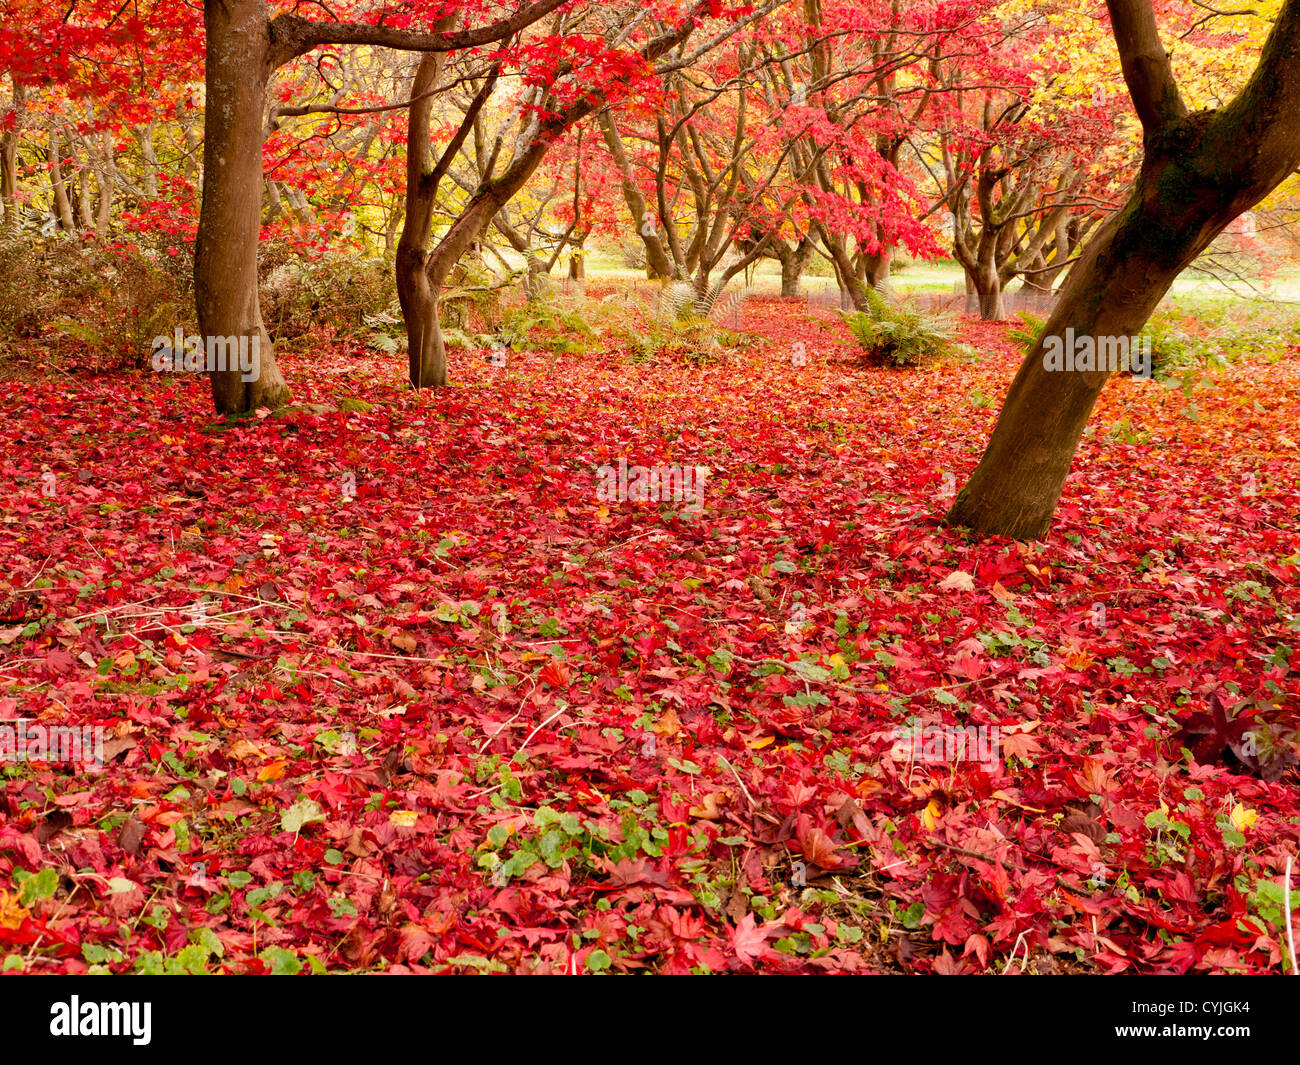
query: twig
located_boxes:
[1004,929,1028,975]
[514,705,569,758]
[717,755,781,824]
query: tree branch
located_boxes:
[1106,0,1187,133]
[267,0,571,68]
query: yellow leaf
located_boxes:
[921,798,944,830]
[389,810,419,828]
[653,706,684,738]
[688,792,731,820]
[1229,804,1257,832]
[0,890,30,930]
[257,760,287,782]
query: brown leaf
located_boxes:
[688,791,732,820]
[652,706,684,738]
[118,816,147,855]
[208,799,259,821]
[1060,804,1105,844]
[228,739,264,762]
[102,736,137,762]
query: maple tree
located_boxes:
[950,0,1300,538]
[392,3,784,389]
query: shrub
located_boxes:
[626,316,729,365]
[1009,311,1045,352]
[499,300,595,355]
[0,233,189,372]
[260,248,395,342]
[839,288,956,367]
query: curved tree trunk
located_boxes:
[599,112,677,281]
[47,126,76,233]
[863,247,892,289]
[949,0,1300,539]
[194,0,288,414]
[815,221,869,311]
[968,255,1005,320]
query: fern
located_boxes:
[839,289,955,367]
[1009,311,1046,352]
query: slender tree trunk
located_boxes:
[75,166,94,231]
[396,54,447,390]
[599,112,676,280]
[815,222,869,311]
[0,82,22,228]
[0,140,15,228]
[135,123,159,200]
[194,0,288,414]
[47,126,75,232]
[93,132,115,234]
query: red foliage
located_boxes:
[0,302,1297,973]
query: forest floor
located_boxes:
[1,295,1298,973]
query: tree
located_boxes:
[949,0,1300,539]
[598,42,807,311]
[194,0,572,414]
[395,2,781,388]
[770,0,993,310]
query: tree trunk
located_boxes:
[75,167,94,231]
[967,256,1005,320]
[0,82,21,228]
[862,247,892,289]
[779,237,813,297]
[47,126,75,233]
[135,123,159,200]
[93,132,115,234]
[598,112,677,281]
[396,53,450,390]
[194,0,289,414]
[816,222,869,311]
[949,0,1300,538]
